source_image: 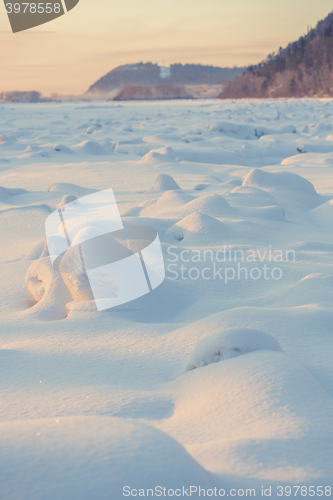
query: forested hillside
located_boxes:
[219,11,333,98]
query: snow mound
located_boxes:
[150,173,181,192]
[113,138,147,155]
[83,126,100,134]
[256,124,297,136]
[243,168,317,195]
[143,133,180,144]
[140,190,194,217]
[142,146,176,162]
[167,351,333,480]
[57,194,78,208]
[309,199,333,225]
[47,183,97,197]
[221,179,243,188]
[242,205,286,222]
[0,416,212,500]
[205,121,296,140]
[243,169,321,209]
[205,121,257,139]
[288,273,333,305]
[57,232,95,302]
[186,328,283,370]
[294,241,333,252]
[298,272,333,286]
[75,140,107,155]
[141,193,232,219]
[53,144,75,154]
[226,186,279,208]
[232,185,278,199]
[177,194,233,218]
[281,151,333,167]
[25,258,72,320]
[20,151,50,159]
[169,212,226,244]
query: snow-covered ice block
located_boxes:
[25,258,72,320]
[243,168,322,210]
[186,327,283,370]
[75,140,108,155]
[150,173,181,192]
[166,350,333,481]
[177,194,233,218]
[142,146,176,163]
[243,168,318,195]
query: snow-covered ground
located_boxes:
[0,99,333,499]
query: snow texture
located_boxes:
[0,99,333,496]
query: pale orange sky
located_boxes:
[0,0,332,95]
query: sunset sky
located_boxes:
[0,0,332,95]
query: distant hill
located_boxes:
[87,63,246,97]
[219,11,333,98]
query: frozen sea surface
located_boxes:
[0,99,333,499]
